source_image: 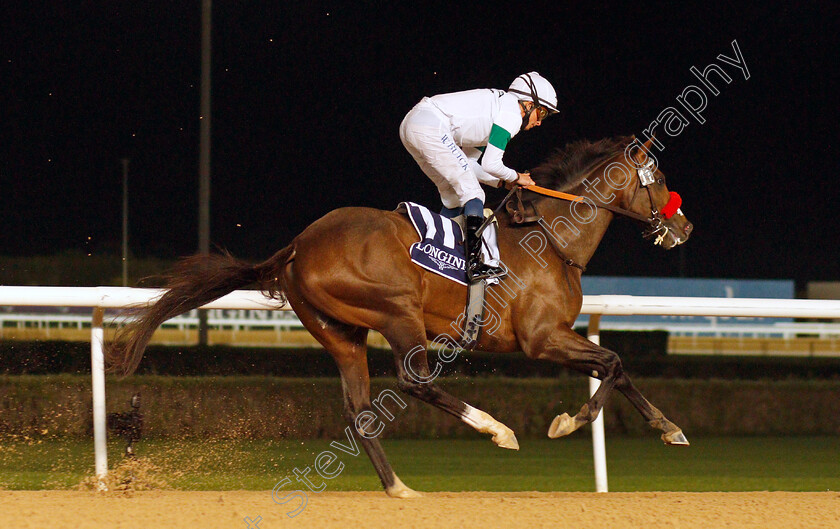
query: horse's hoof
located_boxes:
[385,485,423,499]
[662,429,690,446]
[548,413,576,438]
[385,476,422,498]
[386,487,423,499]
[492,427,520,450]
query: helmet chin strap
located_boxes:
[519,100,534,131]
[514,73,541,131]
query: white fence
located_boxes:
[1,286,840,493]
[0,309,302,331]
[6,290,840,342]
[6,309,840,340]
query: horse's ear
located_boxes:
[634,137,656,165]
[625,136,659,169]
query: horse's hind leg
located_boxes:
[333,345,421,497]
[286,289,420,498]
[380,319,519,450]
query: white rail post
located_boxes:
[587,314,608,492]
[91,307,108,490]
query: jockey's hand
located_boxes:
[506,172,535,189]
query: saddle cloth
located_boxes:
[399,202,501,286]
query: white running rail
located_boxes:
[1,286,839,492]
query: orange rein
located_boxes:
[522,183,654,225]
[523,184,585,203]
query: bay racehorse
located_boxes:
[108,136,693,497]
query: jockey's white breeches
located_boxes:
[399,98,485,209]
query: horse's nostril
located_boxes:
[685,223,693,233]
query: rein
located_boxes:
[525,161,684,248]
[482,158,684,273]
[524,184,653,224]
[510,159,683,268]
[525,182,682,249]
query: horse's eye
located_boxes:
[657,178,664,185]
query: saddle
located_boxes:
[396,202,506,351]
[396,192,540,350]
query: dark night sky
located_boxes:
[1,3,837,284]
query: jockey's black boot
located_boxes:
[465,215,505,281]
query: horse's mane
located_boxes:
[531,136,633,191]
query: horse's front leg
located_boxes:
[520,324,619,437]
[523,324,688,445]
[613,371,689,445]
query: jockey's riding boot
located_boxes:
[465,215,505,281]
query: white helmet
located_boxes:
[508,72,558,114]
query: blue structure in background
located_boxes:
[575,277,795,328]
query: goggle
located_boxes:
[534,105,550,121]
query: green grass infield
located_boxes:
[1,436,837,492]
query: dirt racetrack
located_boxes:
[1,491,838,529]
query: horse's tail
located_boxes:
[107,246,295,376]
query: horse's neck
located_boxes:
[535,194,613,268]
[531,167,636,268]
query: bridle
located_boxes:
[625,158,683,246]
[526,157,682,241]
[513,156,684,269]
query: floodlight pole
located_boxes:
[198,0,212,345]
[121,158,129,287]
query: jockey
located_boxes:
[399,72,558,280]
